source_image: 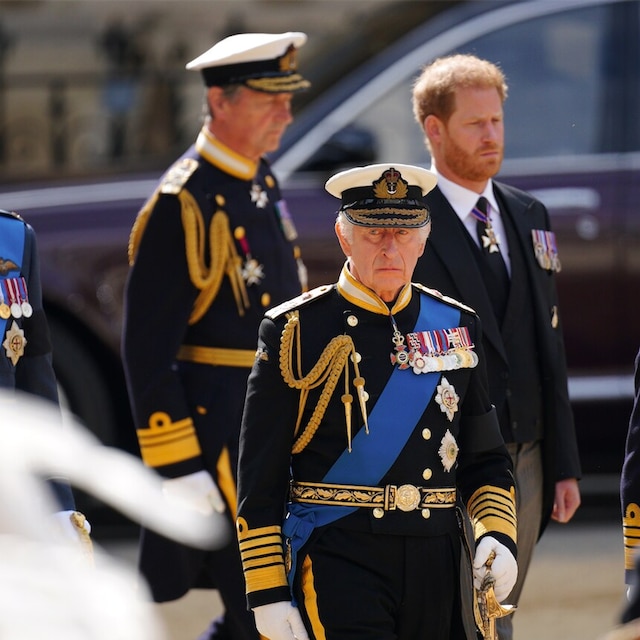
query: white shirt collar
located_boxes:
[431,165,499,222]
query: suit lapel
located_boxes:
[425,187,506,361]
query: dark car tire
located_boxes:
[48,317,117,446]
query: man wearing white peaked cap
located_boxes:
[122,31,310,640]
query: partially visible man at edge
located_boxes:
[121,32,310,640]
[410,53,581,639]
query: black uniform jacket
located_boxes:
[237,273,516,608]
[621,347,640,582]
[122,130,302,600]
[0,209,74,510]
[413,183,581,534]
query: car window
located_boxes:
[323,2,621,169]
[464,4,607,159]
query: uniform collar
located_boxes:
[195,126,259,180]
[337,262,412,316]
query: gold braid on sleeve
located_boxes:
[179,189,249,323]
[279,311,368,454]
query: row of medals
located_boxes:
[392,345,479,372]
[0,300,32,320]
[1,277,33,320]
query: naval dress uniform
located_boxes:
[122,129,304,635]
[237,268,517,637]
[0,209,75,510]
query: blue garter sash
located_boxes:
[0,216,25,340]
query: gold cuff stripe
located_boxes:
[467,485,517,542]
[242,543,283,560]
[177,344,256,368]
[468,486,515,515]
[469,498,517,523]
[624,503,640,525]
[137,412,201,467]
[239,532,283,550]
[244,562,289,594]
[625,544,639,571]
[473,514,517,542]
[623,504,640,569]
[236,519,282,541]
[243,552,284,570]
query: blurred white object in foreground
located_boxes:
[0,389,226,639]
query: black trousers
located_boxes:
[293,527,467,640]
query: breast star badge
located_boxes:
[3,320,27,365]
[438,429,459,472]
[435,377,459,422]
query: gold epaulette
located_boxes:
[160,157,199,195]
[136,411,202,468]
[413,282,477,315]
[265,284,333,320]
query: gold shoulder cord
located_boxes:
[179,189,248,323]
[127,188,249,322]
[279,311,368,454]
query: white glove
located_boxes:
[473,536,518,603]
[51,510,92,542]
[253,601,309,640]
[162,470,225,516]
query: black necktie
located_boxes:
[473,197,510,322]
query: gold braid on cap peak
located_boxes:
[127,188,248,322]
[279,311,368,454]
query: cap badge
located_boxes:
[373,168,408,199]
[279,45,298,72]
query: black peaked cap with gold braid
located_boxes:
[186,32,310,94]
[325,163,437,228]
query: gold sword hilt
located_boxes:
[473,550,516,640]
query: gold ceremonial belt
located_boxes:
[177,345,256,368]
[290,481,456,513]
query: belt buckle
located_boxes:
[395,484,421,512]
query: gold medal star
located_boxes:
[250,184,269,208]
[242,258,265,286]
[3,320,27,365]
